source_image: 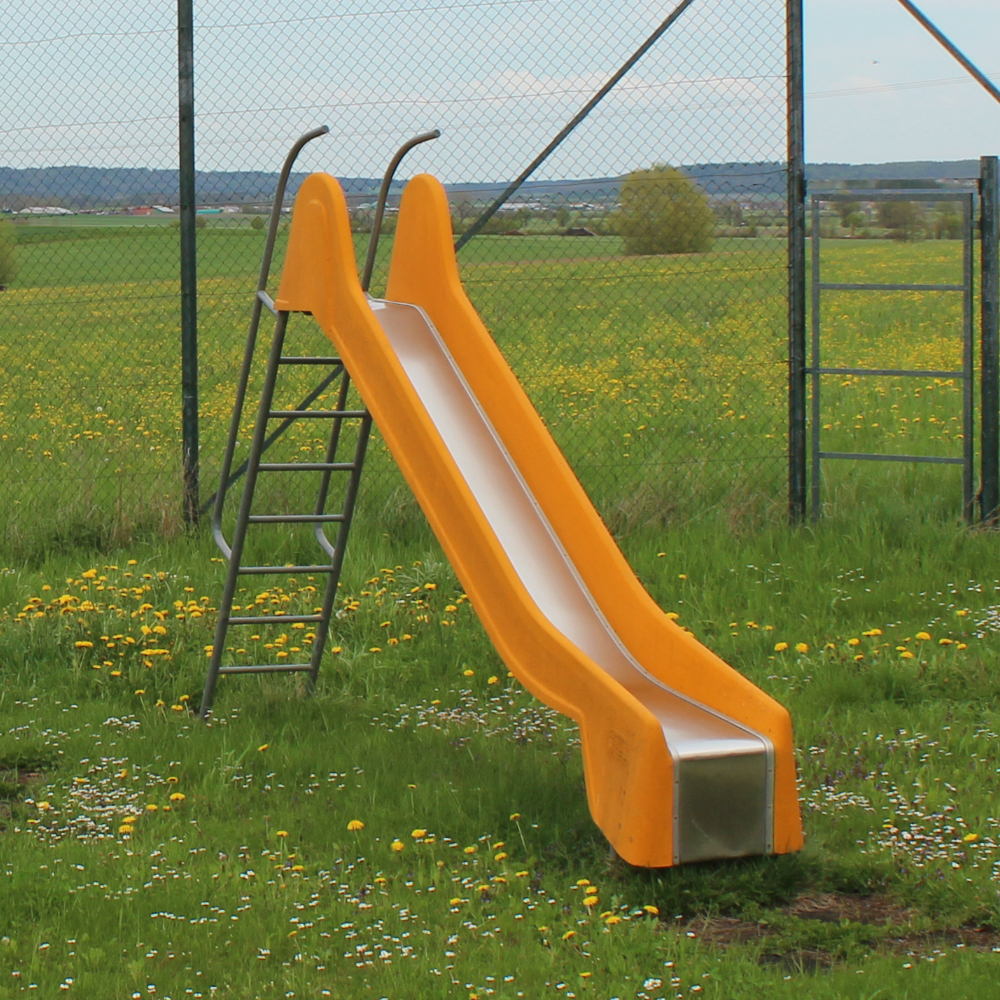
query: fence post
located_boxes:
[786,0,807,522]
[178,0,199,524]
[982,155,1000,524]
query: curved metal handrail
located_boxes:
[360,129,440,292]
[211,126,330,557]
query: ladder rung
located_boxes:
[279,356,342,365]
[237,564,335,575]
[268,409,367,419]
[247,514,345,523]
[218,663,313,675]
[226,614,324,625]
[258,462,356,472]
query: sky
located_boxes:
[805,0,1000,164]
[2,0,999,181]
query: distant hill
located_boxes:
[0,160,984,211]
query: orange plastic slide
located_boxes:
[274,172,803,867]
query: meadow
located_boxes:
[2,223,998,996]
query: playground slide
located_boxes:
[275,172,803,867]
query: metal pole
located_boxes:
[454,0,698,252]
[982,156,1000,524]
[809,195,821,520]
[787,0,807,522]
[962,193,975,522]
[895,1,1000,108]
[178,0,199,524]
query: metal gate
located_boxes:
[807,183,977,520]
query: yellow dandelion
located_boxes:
[494,852,508,861]
[276,829,289,837]
[74,640,94,649]
[584,886,598,895]
[795,642,809,653]
[847,638,860,646]
[900,650,915,659]
[411,828,427,839]
[916,632,931,641]
[582,896,599,908]
[146,804,158,812]
[464,846,477,854]
[487,675,499,685]
[515,870,529,878]
[391,840,404,853]
[509,812,521,821]
[643,904,659,915]
[347,820,364,832]
[964,833,979,843]
[774,642,788,652]
[463,669,475,677]
[258,744,269,751]
[562,930,576,940]
[605,914,622,925]
[169,792,185,802]
[939,638,954,646]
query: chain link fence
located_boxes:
[1,0,790,556]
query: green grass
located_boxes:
[5,224,971,558]
[2,500,1000,996]
[2,228,998,993]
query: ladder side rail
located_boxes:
[312,372,355,559]
[309,412,373,684]
[201,311,292,718]
[209,126,329,546]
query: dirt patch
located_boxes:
[683,893,1000,963]
[786,892,914,926]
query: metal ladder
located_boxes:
[199,127,439,718]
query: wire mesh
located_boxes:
[0,0,789,555]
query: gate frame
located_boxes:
[806,184,977,521]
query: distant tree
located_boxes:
[933,202,963,240]
[617,165,715,255]
[877,200,921,241]
[845,211,866,236]
[838,201,862,225]
[250,216,264,230]
[0,217,17,287]
[555,207,570,227]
